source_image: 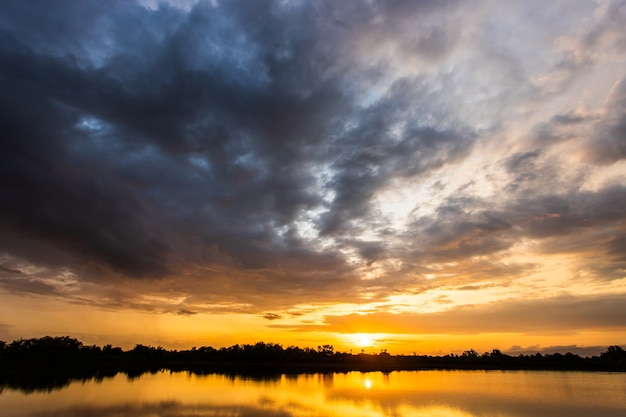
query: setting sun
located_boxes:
[352,333,376,348]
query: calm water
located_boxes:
[1,370,625,416]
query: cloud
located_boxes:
[276,293,626,335]
[506,344,622,357]
[0,1,475,293]
[0,277,59,296]
[176,309,197,316]
[0,265,22,274]
[0,0,624,319]
[584,77,626,164]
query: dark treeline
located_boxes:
[1,337,626,394]
[1,336,625,374]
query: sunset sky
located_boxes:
[1,0,625,356]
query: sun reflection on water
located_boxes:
[364,378,372,390]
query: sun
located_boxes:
[352,333,376,348]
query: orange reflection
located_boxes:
[3,370,626,417]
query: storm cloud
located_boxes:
[0,0,625,322]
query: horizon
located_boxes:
[3,335,625,359]
[1,0,626,357]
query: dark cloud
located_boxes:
[0,1,340,280]
[0,265,22,274]
[520,111,599,153]
[585,77,626,164]
[504,150,541,173]
[510,185,626,240]
[319,117,475,236]
[405,200,514,265]
[550,112,589,125]
[0,277,59,296]
[0,0,477,300]
[175,309,197,316]
[0,0,624,318]
[394,173,626,286]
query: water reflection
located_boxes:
[1,370,625,417]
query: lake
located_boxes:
[1,369,625,416]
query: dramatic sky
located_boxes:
[1,0,625,355]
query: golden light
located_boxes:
[364,378,372,390]
[352,333,376,348]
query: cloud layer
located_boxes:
[0,0,625,334]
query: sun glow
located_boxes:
[364,378,372,390]
[351,333,376,348]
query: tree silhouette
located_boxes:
[317,345,334,357]
[601,345,626,361]
[1,336,625,373]
[461,349,480,359]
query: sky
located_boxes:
[0,0,625,356]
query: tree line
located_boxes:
[1,336,625,372]
[0,336,338,363]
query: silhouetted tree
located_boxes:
[241,342,284,361]
[601,345,626,361]
[102,344,124,357]
[5,336,83,360]
[129,344,167,360]
[317,345,334,357]
[79,344,102,360]
[490,349,504,358]
[461,349,480,359]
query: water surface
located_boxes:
[1,370,625,416]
